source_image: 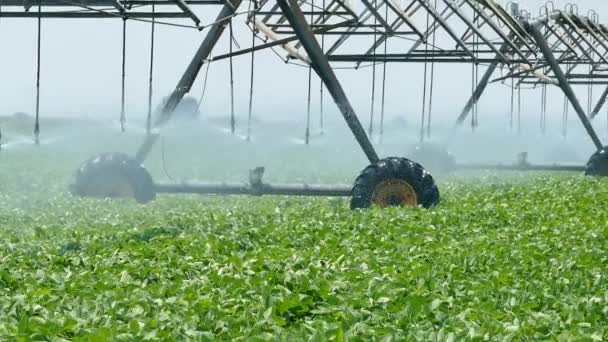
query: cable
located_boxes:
[195,57,212,113]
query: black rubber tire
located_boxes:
[69,152,156,204]
[351,157,440,210]
[409,143,455,174]
[585,147,608,177]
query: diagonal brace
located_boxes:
[277,0,379,163]
[173,0,202,27]
[135,0,241,163]
[527,21,603,150]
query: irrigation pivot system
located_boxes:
[4,0,608,208]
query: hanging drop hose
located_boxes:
[305,65,312,144]
[562,95,569,138]
[246,3,256,142]
[588,64,593,117]
[195,57,212,113]
[368,0,377,139]
[34,5,41,145]
[426,0,437,140]
[541,80,547,134]
[229,20,236,134]
[517,84,521,135]
[420,7,430,143]
[509,77,514,130]
[120,17,127,133]
[471,10,478,131]
[304,0,313,145]
[146,4,155,136]
[379,3,388,144]
[319,0,326,135]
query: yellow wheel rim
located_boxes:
[372,179,417,208]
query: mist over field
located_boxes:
[0,108,602,190]
[4,0,608,339]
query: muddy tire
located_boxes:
[585,147,608,177]
[70,152,156,203]
[351,157,440,210]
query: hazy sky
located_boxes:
[2,0,608,132]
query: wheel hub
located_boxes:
[372,179,417,208]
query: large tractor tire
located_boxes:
[351,157,440,210]
[585,147,608,177]
[69,152,156,203]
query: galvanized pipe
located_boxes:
[455,163,586,172]
[155,181,352,196]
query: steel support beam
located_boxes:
[135,0,241,163]
[453,60,499,127]
[590,85,608,119]
[453,36,515,128]
[173,0,202,26]
[527,21,603,151]
[277,0,379,164]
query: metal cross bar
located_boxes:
[443,0,508,63]
[172,0,201,26]
[359,0,393,34]
[417,0,475,60]
[460,0,529,63]
[0,11,192,18]
[111,0,125,13]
